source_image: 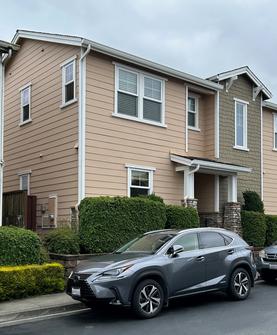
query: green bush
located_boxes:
[241,211,266,247]
[0,263,64,301]
[139,193,164,203]
[44,228,80,255]
[0,226,48,266]
[79,197,166,253]
[243,191,264,213]
[265,215,277,246]
[165,205,200,229]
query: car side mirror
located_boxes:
[168,244,184,257]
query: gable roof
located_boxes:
[11,29,223,92]
[207,66,272,99]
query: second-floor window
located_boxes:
[188,95,199,129]
[274,114,277,150]
[115,65,165,126]
[20,85,31,124]
[62,58,76,105]
[234,99,248,150]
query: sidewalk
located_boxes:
[0,293,86,326]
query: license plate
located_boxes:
[269,264,277,270]
[71,287,81,296]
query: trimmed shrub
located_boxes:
[139,193,164,203]
[241,210,266,247]
[0,226,48,266]
[265,215,277,246]
[44,228,80,255]
[165,205,200,229]
[79,197,166,253]
[0,263,64,301]
[243,191,264,213]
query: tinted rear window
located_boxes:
[199,232,226,249]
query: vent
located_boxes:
[41,214,56,228]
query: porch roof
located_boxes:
[170,154,252,174]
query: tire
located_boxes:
[132,279,164,319]
[228,268,251,301]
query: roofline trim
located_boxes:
[263,101,277,111]
[208,66,272,99]
[12,30,223,91]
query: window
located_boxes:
[61,58,76,106]
[173,233,199,252]
[19,173,30,195]
[127,166,155,197]
[234,99,248,150]
[188,95,199,129]
[20,85,31,124]
[273,114,277,150]
[115,65,165,126]
[199,232,226,249]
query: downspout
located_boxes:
[77,43,91,205]
[185,85,188,152]
[0,49,12,227]
[260,95,264,200]
[215,90,220,159]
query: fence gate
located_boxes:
[2,191,37,230]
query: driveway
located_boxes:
[1,281,277,335]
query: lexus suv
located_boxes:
[67,228,256,318]
[256,241,277,283]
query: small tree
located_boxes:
[242,191,264,213]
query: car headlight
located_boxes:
[259,250,266,258]
[95,265,132,281]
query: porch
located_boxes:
[171,154,252,232]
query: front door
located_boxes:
[167,233,206,296]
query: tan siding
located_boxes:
[263,108,277,214]
[4,39,80,225]
[85,53,216,204]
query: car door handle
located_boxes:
[196,256,205,262]
[228,249,235,255]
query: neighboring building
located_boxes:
[2,30,275,230]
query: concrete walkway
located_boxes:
[0,293,86,325]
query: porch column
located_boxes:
[182,167,198,209]
[227,175,237,202]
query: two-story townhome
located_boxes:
[1,30,274,230]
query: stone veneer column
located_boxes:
[181,198,198,210]
[223,202,241,235]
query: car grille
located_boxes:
[264,253,277,262]
[67,275,95,299]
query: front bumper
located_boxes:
[66,275,132,306]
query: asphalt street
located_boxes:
[1,281,277,335]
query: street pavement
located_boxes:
[1,281,277,335]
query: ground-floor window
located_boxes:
[126,165,155,197]
[18,172,31,195]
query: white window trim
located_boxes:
[273,113,277,151]
[114,64,166,127]
[18,172,31,195]
[126,165,154,197]
[234,99,248,151]
[19,83,32,126]
[187,94,200,131]
[60,57,77,108]
[48,194,58,227]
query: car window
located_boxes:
[173,233,199,252]
[221,234,233,246]
[199,232,226,249]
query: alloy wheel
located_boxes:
[234,271,249,298]
[139,284,161,315]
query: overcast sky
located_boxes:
[1,0,277,98]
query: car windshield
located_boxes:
[115,232,176,254]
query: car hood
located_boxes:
[75,252,153,274]
[265,245,277,254]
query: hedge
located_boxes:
[44,228,80,254]
[165,205,200,229]
[0,263,64,301]
[265,215,277,246]
[241,210,266,247]
[243,191,264,213]
[0,226,48,266]
[79,197,166,253]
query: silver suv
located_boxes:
[67,227,256,318]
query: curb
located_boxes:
[0,301,87,327]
